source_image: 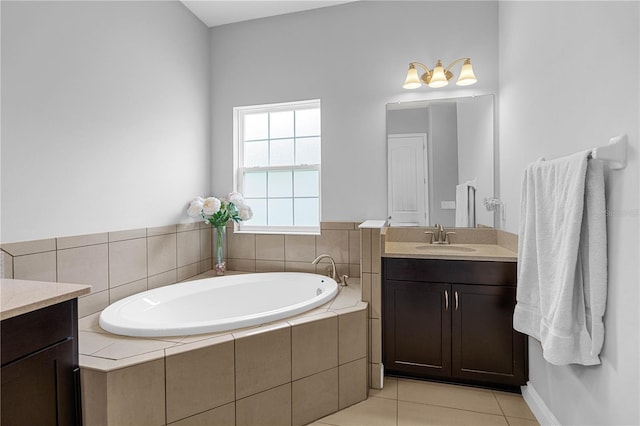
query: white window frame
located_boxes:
[233,99,321,234]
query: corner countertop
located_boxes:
[382,242,518,262]
[1,279,91,321]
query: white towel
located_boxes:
[513,150,607,366]
[455,179,476,227]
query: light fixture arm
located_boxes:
[409,62,432,74]
[443,57,471,73]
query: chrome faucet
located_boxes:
[426,224,456,245]
[312,254,344,285]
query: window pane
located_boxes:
[244,171,267,197]
[269,199,293,226]
[295,108,320,137]
[294,170,319,197]
[295,137,321,165]
[270,138,294,166]
[294,198,319,226]
[244,140,268,167]
[244,113,268,141]
[270,111,294,139]
[268,171,292,197]
[245,198,267,226]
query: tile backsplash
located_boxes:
[0,221,361,318]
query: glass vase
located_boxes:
[213,225,226,275]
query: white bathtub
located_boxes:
[99,272,339,337]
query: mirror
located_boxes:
[386,94,494,228]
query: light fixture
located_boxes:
[402,58,477,89]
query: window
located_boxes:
[234,99,321,233]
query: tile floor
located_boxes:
[314,377,539,426]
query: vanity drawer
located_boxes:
[1,300,76,366]
[383,258,517,286]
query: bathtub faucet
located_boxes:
[312,254,344,285]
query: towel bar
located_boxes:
[590,134,627,170]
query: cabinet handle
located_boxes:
[454,291,459,311]
[444,290,449,311]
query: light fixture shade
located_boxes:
[456,59,477,86]
[403,64,422,89]
[428,61,448,88]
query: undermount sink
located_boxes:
[415,245,477,253]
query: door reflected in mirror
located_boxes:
[386,94,495,228]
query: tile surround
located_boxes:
[79,272,368,426]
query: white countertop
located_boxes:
[1,279,91,320]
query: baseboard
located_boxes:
[521,381,561,426]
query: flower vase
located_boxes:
[213,225,226,275]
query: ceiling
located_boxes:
[180,1,357,28]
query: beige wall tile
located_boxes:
[1,250,13,279]
[148,233,177,276]
[92,335,174,360]
[169,402,235,426]
[292,368,339,426]
[109,278,147,304]
[371,318,381,364]
[148,269,177,289]
[177,230,200,267]
[177,222,200,232]
[109,238,147,287]
[361,273,372,304]
[235,324,291,399]
[147,224,177,237]
[200,227,213,260]
[348,230,360,265]
[228,258,255,272]
[13,251,57,281]
[236,383,292,426]
[255,260,285,272]
[108,228,146,242]
[360,229,371,273]
[57,244,109,292]
[106,359,166,426]
[291,314,338,380]
[338,358,367,409]
[166,339,235,423]
[177,263,199,281]
[349,264,360,278]
[199,259,213,274]
[78,290,109,318]
[316,230,349,263]
[370,362,383,389]
[81,368,108,426]
[256,234,285,260]
[338,309,367,365]
[57,233,108,250]
[284,235,316,262]
[285,261,316,273]
[0,238,56,256]
[228,232,256,259]
[371,273,381,319]
[371,229,381,274]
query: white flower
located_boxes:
[238,206,253,221]
[186,198,204,218]
[228,192,246,208]
[202,197,221,215]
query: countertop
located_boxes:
[382,242,518,262]
[1,279,91,320]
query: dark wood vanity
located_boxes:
[382,257,527,390]
[1,279,90,425]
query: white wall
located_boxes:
[210,1,498,222]
[499,2,639,424]
[1,1,211,243]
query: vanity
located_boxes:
[381,227,527,390]
[1,279,90,425]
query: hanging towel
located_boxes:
[513,150,607,366]
[455,179,476,227]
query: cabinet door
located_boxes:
[383,280,451,378]
[1,339,78,426]
[451,284,526,386]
